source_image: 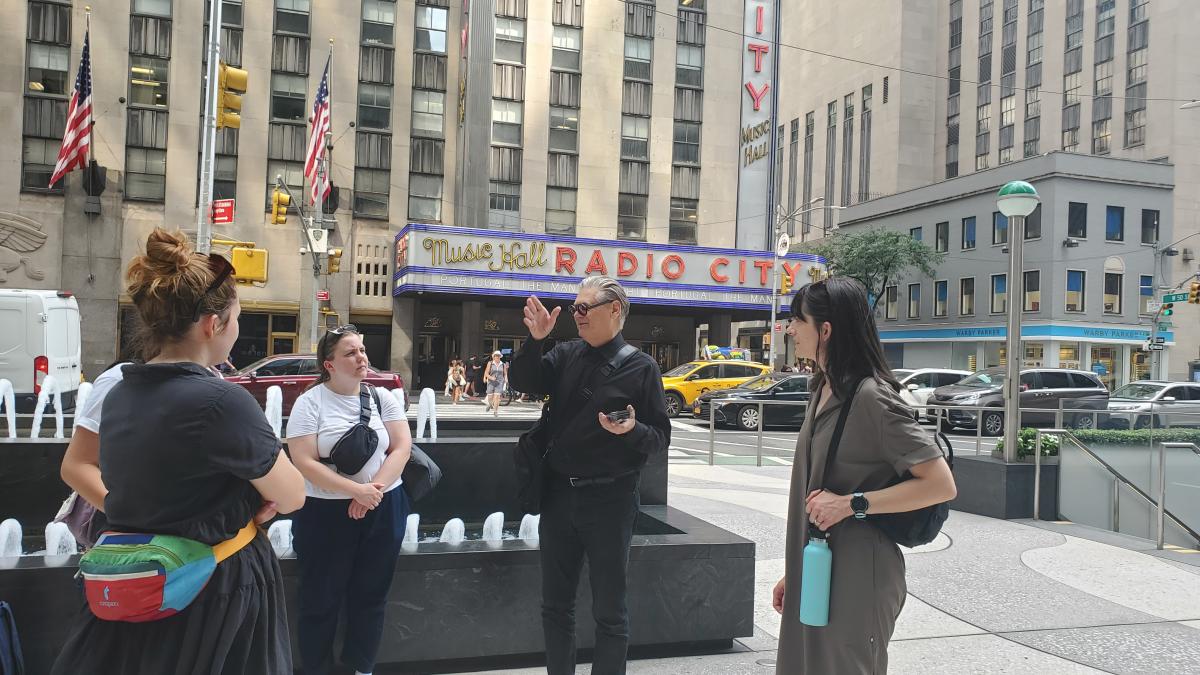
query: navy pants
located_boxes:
[292,487,409,675]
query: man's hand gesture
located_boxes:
[523,295,561,340]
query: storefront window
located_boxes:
[230,312,299,368]
[1059,343,1081,370]
[1130,350,1151,382]
[1023,342,1044,368]
[1089,346,1120,391]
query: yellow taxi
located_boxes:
[661,359,772,417]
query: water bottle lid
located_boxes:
[807,524,827,540]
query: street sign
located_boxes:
[1162,292,1189,303]
[306,228,328,254]
[211,199,235,224]
[1147,344,1164,351]
[774,322,782,332]
[1154,336,1166,344]
[775,233,791,258]
[1158,322,1174,330]
[1147,301,1163,313]
[315,290,329,301]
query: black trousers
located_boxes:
[538,473,640,675]
[292,487,410,675]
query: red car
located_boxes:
[225,353,407,415]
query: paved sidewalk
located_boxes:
[468,464,1200,675]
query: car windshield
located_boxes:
[1111,383,1164,400]
[893,369,915,379]
[737,374,786,391]
[960,372,1004,387]
[234,356,277,375]
[663,363,697,377]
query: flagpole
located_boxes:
[84,8,94,168]
[309,39,333,352]
[196,0,223,255]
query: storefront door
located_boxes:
[633,342,681,372]
[417,334,458,390]
[1090,346,1120,390]
[484,336,525,357]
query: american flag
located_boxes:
[304,55,332,206]
[49,31,93,187]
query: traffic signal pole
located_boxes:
[196,0,223,255]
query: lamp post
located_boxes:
[997,181,1040,464]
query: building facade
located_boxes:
[1,0,798,384]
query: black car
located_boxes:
[693,373,812,430]
[928,368,1109,435]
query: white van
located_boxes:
[0,289,82,413]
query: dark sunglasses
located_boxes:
[190,254,236,322]
[568,299,615,317]
[327,324,358,335]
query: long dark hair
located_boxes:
[790,276,900,400]
[307,327,361,391]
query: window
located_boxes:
[962,216,976,249]
[552,26,581,71]
[1141,209,1159,245]
[494,18,525,64]
[991,274,1007,313]
[1023,270,1040,311]
[410,89,444,138]
[1105,205,1124,241]
[935,222,949,252]
[669,198,698,244]
[408,173,442,221]
[356,83,392,130]
[415,5,447,53]
[910,226,923,242]
[1025,203,1042,239]
[621,115,649,161]
[1139,274,1154,314]
[673,121,700,165]
[1068,201,1087,238]
[353,167,389,217]
[1103,272,1122,313]
[676,44,703,88]
[270,73,306,121]
[274,0,310,34]
[489,181,521,227]
[1066,269,1086,311]
[618,193,647,240]
[548,106,578,153]
[934,280,948,317]
[129,56,170,108]
[27,43,70,96]
[960,277,975,315]
[361,0,395,46]
[884,286,898,320]
[623,37,652,81]
[125,148,167,200]
[546,187,576,234]
[993,211,1008,245]
[491,100,522,146]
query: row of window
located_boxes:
[884,271,1154,319]
[616,0,655,241]
[911,203,1159,253]
[667,2,705,245]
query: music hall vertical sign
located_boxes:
[736,0,780,250]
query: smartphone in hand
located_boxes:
[605,409,632,423]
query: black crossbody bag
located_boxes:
[320,383,379,476]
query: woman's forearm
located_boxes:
[293,456,363,496]
[371,447,411,488]
[864,461,957,515]
[62,462,108,512]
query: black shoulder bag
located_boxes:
[868,430,954,548]
[320,383,379,476]
[514,343,639,514]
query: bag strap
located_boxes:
[809,377,866,491]
[211,520,258,563]
[551,342,641,442]
[358,382,372,424]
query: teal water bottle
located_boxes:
[799,527,832,627]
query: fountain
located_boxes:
[0,519,23,568]
[74,381,93,427]
[518,513,540,541]
[403,513,420,545]
[391,387,407,413]
[438,518,465,545]
[42,521,77,566]
[29,374,64,439]
[416,388,438,440]
[0,379,15,439]
[267,519,292,558]
[481,511,505,542]
[264,385,283,438]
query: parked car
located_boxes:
[225,353,406,416]
[660,359,772,417]
[928,368,1109,435]
[0,289,82,413]
[693,373,812,430]
[892,368,971,420]
[1101,381,1200,430]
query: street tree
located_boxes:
[800,229,945,310]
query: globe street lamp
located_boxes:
[997,181,1040,464]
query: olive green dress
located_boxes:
[776,378,943,674]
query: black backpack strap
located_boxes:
[358,382,373,424]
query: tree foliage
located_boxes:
[800,229,946,309]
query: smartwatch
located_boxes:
[851,492,869,520]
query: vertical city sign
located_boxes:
[736,0,779,250]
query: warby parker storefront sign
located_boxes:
[393,223,826,311]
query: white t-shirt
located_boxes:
[74,363,128,434]
[287,384,405,499]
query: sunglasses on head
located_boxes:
[190,254,236,322]
[568,299,615,317]
[327,324,358,335]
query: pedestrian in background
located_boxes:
[773,277,956,674]
[465,355,481,399]
[485,350,508,416]
[287,325,412,675]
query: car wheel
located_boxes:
[938,417,957,432]
[981,410,1004,437]
[665,392,684,418]
[1070,414,1096,430]
[737,405,762,431]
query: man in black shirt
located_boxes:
[509,276,670,675]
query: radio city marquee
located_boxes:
[393,224,826,311]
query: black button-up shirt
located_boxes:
[509,333,671,478]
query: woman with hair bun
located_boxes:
[52,228,306,675]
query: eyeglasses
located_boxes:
[568,299,616,317]
[327,324,358,335]
[190,254,236,322]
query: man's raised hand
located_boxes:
[523,295,561,340]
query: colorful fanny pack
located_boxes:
[78,520,258,623]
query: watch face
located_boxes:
[851,494,869,514]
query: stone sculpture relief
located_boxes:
[0,212,48,283]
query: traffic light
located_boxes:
[1189,281,1200,304]
[230,247,269,284]
[271,188,290,224]
[779,270,794,295]
[216,62,248,129]
[327,247,343,274]
[1162,302,1174,317]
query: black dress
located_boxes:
[52,362,292,675]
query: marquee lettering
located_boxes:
[584,249,608,275]
[661,255,685,280]
[555,246,576,274]
[617,251,638,277]
[753,260,772,286]
[423,238,493,266]
[709,257,730,283]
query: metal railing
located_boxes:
[707,398,809,467]
[1033,428,1200,549]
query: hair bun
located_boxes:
[142,228,194,275]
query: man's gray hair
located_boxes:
[579,276,630,325]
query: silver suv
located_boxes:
[928,368,1110,435]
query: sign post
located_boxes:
[1162,292,1189,303]
[211,199,235,225]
